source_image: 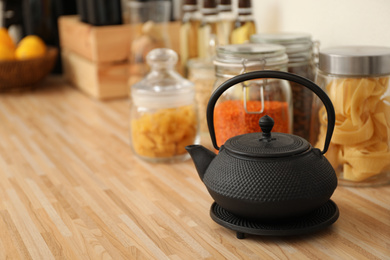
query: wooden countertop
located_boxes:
[0,76,389,259]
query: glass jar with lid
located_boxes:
[213,43,292,147]
[130,48,199,162]
[251,33,317,140]
[312,46,390,186]
[230,0,256,44]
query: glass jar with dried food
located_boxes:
[198,0,218,59]
[313,46,390,186]
[216,0,235,46]
[187,58,215,147]
[130,48,199,162]
[251,33,317,140]
[212,43,292,147]
[180,0,201,75]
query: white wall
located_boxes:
[251,0,390,49]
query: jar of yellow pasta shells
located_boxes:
[313,46,390,186]
[130,48,199,163]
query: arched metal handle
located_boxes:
[206,70,335,154]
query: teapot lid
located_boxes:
[224,115,311,158]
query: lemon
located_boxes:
[0,27,16,50]
[15,35,46,60]
[0,44,15,61]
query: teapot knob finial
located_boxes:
[259,115,274,141]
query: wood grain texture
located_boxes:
[0,76,389,260]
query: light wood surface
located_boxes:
[0,76,389,260]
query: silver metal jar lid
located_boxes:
[214,43,288,68]
[319,46,390,76]
[250,33,313,54]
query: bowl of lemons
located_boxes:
[0,27,58,90]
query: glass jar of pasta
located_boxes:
[313,46,390,186]
[250,33,317,141]
[130,48,199,163]
[213,43,292,148]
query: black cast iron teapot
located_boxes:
[186,70,338,221]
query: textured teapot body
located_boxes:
[202,145,337,220]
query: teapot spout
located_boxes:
[185,145,216,181]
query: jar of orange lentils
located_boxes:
[212,43,292,147]
[130,48,199,162]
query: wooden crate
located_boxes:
[58,15,180,99]
[61,49,130,99]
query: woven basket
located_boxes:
[0,47,58,91]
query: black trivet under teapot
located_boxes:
[186,70,339,238]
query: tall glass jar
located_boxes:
[216,0,235,46]
[251,33,317,140]
[130,48,199,162]
[187,58,215,148]
[198,0,218,59]
[213,43,292,147]
[313,46,390,186]
[180,0,201,75]
[128,1,172,86]
[230,0,256,44]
